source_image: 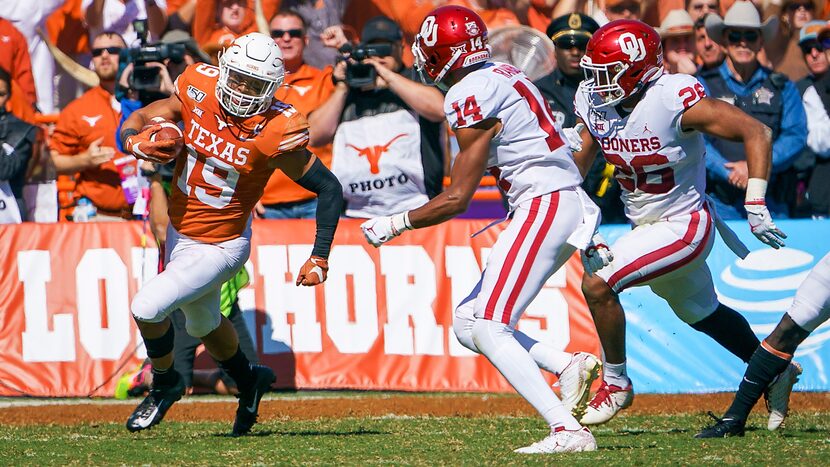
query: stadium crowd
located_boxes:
[2,0,830,225]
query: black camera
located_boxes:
[342,43,393,88]
[126,19,187,92]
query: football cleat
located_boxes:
[558,352,602,420]
[514,426,597,454]
[232,365,276,436]
[126,371,185,432]
[694,412,745,438]
[765,361,802,431]
[579,380,634,425]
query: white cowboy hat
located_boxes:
[704,1,779,47]
[659,9,695,39]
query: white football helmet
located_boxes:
[217,32,285,117]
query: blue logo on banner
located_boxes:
[598,219,830,393]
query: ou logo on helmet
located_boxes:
[618,32,646,62]
[420,16,438,47]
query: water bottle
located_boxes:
[74,197,96,222]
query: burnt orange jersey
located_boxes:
[171,63,309,242]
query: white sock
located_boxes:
[514,329,573,375]
[472,319,581,430]
[603,361,630,387]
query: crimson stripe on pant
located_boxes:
[499,192,560,324]
[607,207,711,291]
[483,196,543,321]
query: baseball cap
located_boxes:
[799,20,827,45]
[546,13,599,48]
[361,16,403,43]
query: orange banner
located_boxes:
[0,220,599,397]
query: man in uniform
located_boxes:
[119,32,342,435]
[534,13,625,224]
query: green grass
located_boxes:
[1,411,829,465]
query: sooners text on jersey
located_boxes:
[171,63,309,242]
[575,73,708,225]
[444,61,582,211]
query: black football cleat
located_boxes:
[694,412,746,438]
[126,372,185,432]
[232,365,276,436]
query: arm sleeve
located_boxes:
[0,124,35,181]
[295,156,343,259]
[771,81,808,173]
[443,73,501,130]
[802,86,830,158]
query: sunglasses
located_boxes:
[608,3,639,14]
[786,2,815,11]
[691,3,718,10]
[727,29,760,44]
[800,40,824,54]
[554,36,589,50]
[92,46,123,57]
[271,29,304,39]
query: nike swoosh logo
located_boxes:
[136,407,159,427]
[246,390,259,413]
[743,377,759,386]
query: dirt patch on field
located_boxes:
[0,393,828,426]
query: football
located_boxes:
[145,116,184,157]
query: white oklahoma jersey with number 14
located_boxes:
[444,61,583,211]
[575,72,708,225]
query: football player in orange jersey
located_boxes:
[119,32,342,435]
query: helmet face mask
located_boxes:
[581,58,629,107]
[216,32,285,118]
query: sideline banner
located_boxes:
[0,220,599,397]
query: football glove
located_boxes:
[361,211,412,247]
[125,124,177,164]
[561,123,585,153]
[296,256,328,286]
[745,202,786,249]
[581,232,613,276]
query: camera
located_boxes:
[125,19,187,92]
[342,43,393,88]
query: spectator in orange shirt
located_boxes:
[50,31,134,221]
[0,18,37,111]
[256,10,337,219]
[193,0,280,53]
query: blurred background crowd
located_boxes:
[2,0,830,226]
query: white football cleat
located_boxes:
[514,427,597,454]
[558,352,602,420]
[766,361,802,431]
[579,380,634,425]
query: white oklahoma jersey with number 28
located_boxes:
[575,72,708,225]
[444,61,583,211]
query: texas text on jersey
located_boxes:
[443,61,583,212]
[575,72,708,225]
[171,63,310,242]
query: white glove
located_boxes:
[745,203,786,249]
[561,123,585,153]
[361,211,412,247]
[581,232,613,276]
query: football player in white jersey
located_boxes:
[697,251,830,437]
[570,20,798,427]
[361,6,606,454]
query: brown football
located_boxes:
[145,117,184,157]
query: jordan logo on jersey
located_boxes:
[347,133,409,174]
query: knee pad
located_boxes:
[452,313,478,353]
[183,308,222,338]
[131,289,170,324]
[471,318,513,354]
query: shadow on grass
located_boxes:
[212,427,386,438]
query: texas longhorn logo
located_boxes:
[618,32,646,62]
[347,133,408,174]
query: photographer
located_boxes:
[310,16,445,218]
[0,67,36,223]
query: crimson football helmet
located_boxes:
[580,20,663,108]
[412,6,490,89]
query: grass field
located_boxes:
[1,392,828,465]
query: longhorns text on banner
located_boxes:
[619,32,646,62]
[347,133,409,174]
